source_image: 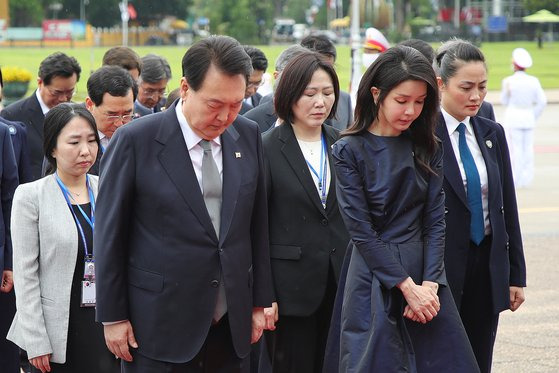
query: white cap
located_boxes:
[363,27,390,53]
[512,48,532,69]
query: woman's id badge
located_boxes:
[81,280,96,307]
[84,257,95,280]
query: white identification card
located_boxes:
[81,280,96,307]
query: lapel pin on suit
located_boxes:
[486,140,493,148]
[235,152,242,158]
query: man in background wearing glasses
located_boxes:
[84,66,138,175]
[239,46,268,115]
[134,54,171,117]
[1,52,81,181]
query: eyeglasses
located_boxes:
[46,86,76,98]
[141,87,167,99]
[247,80,265,89]
[105,113,134,124]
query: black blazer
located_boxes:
[94,103,274,362]
[0,122,19,272]
[1,94,45,181]
[477,101,496,121]
[262,123,348,316]
[0,117,32,183]
[244,100,276,133]
[436,114,526,314]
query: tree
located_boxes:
[523,0,559,14]
[9,0,43,26]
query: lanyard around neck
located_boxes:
[55,174,96,256]
[303,134,328,208]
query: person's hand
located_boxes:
[251,307,265,344]
[1,270,13,293]
[397,277,440,324]
[263,302,279,331]
[403,281,440,323]
[421,280,439,294]
[104,321,138,362]
[509,286,525,312]
[30,354,51,373]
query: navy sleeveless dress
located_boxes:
[323,132,479,373]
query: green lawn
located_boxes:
[1,41,557,102]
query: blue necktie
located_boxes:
[457,123,485,245]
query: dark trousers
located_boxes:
[0,290,19,373]
[122,315,248,373]
[460,236,500,373]
[269,267,337,373]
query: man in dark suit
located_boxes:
[244,45,308,132]
[300,34,353,130]
[239,46,268,115]
[0,117,20,373]
[0,52,81,181]
[477,101,496,121]
[134,54,171,117]
[95,35,274,373]
[84,65,138,175]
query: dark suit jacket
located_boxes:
[262,123,348,316]
[240,93,262,115]
[0,122,19,272]
[329,91,353,131]
[477,101,496,121]
[1,94,45,181]
[0,117,32,184]
[436,114,526,314]
[244,100,276,133]
[133,100,164,117]
[94,102,274,362]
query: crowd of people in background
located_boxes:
[0,30,545,372]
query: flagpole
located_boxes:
[349,0,361,106]
[120,0,129,46]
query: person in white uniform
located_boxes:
[501,48,547,188]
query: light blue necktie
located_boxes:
[457,123,485,245]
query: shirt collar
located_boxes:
[35,89,50,115]
[174,99,221,151]
[441,107,473,137]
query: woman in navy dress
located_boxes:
[324,46,479,372]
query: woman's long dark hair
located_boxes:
[345,45,439,173]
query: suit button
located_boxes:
[321,219,328,226]
[444,207,449,215]
[331,248,336,254]
[211,280,219,288]
[500,206,505,214]
[219,248,224,253]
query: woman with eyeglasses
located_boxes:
[7,103,119,373]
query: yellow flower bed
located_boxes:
[2,66,32,83]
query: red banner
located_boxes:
[42,20,72,41]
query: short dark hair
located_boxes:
[182,35,253,91]
[166,87,181,107]
[87,66,138,106]
[102,46,142,74]
[39,52,82,86]
[301,34,337,61]
[243,46,268,72]
[398,39,435,63]
[44,103,100,174]
[274,51,340,125]
[347,45,439,173]
[434,39,486,84]
[140,54,172,84]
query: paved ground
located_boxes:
[491,99,559,373]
